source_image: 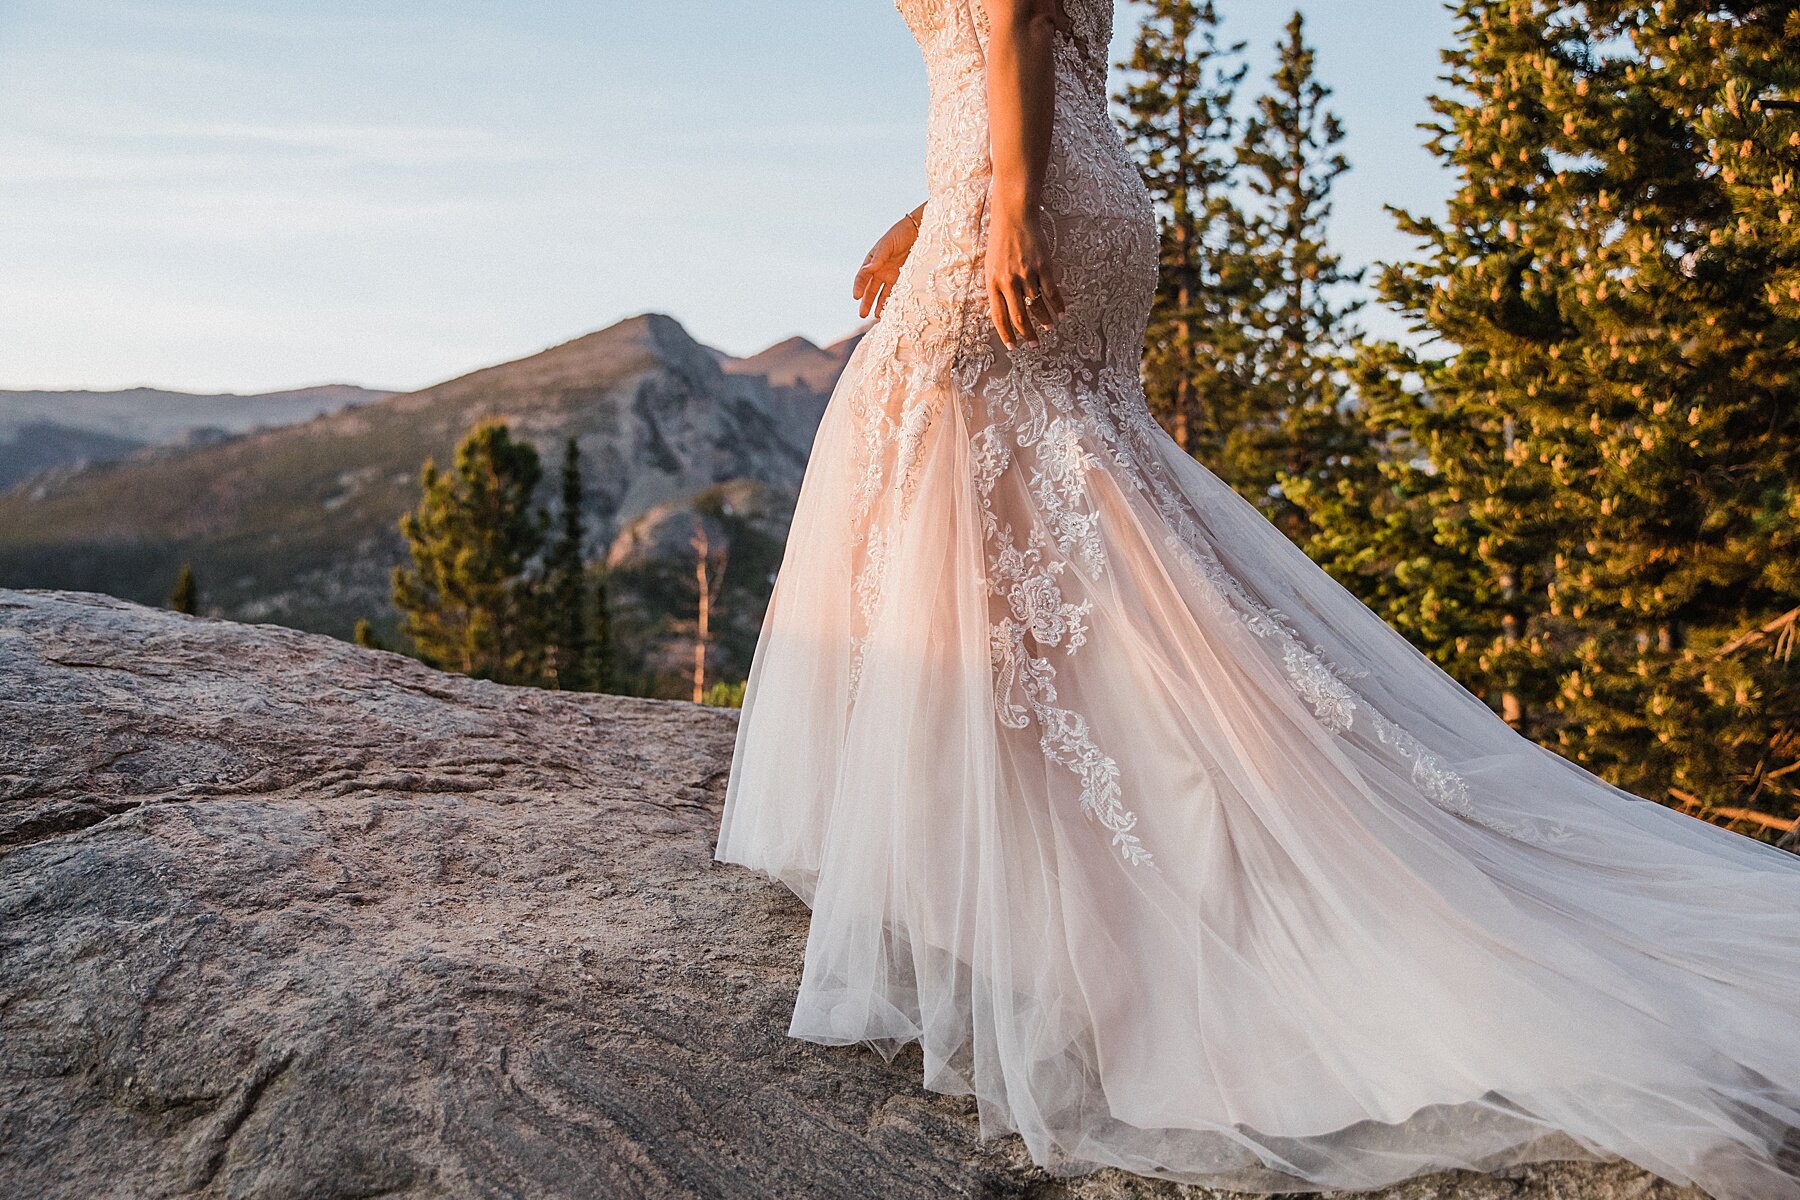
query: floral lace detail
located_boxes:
[1031,414,1108,577]
[1128,410,1570,846]
[1155,524,1362,735]
[847,524,893,696]
[1368,714,1571,843]
[974,395,1149,866]
[1284,642,1359,734]
[1369,714,1474,818]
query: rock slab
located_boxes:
[0,590,1701,1199]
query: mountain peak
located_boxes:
[762,335,824,355]
[531,311,702,366]
[724,328,864,392]
[416,312,716,400]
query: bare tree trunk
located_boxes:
[690,522,727,704]
[691,526,712,704]
[1173,307,1193,453]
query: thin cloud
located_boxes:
[54,0,406,41]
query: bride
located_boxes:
[714,0,1800,1195]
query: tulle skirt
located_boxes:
[715,303,1800,1198]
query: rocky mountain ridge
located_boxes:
[0,316,861,690]
[0,384,389,492]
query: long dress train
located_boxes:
[714,1,1800,1195]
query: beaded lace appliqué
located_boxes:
[970,347,1150,866]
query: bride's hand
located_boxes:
[853,209,922,320]
[986,205,1065,350]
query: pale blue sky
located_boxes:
[0,1,1456,393]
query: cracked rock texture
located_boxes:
[0,590,1702,1200]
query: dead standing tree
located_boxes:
[690,520,728,704]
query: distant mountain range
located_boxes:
[0,385,390,492]
[0,314,865,694]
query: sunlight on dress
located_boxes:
[716,1,1800,1195]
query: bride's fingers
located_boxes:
[1003,285,1032,348]
[863,271,901,318]
[1008,279,1040,346]
[1038,269,1067,320]
[1023,272,1058,328]
[988,285,1018,349]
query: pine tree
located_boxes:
[1285,345,1503,693]
[167,562,198,615]
[1333,0,1799,818]
[543,436,591,691]
[1116,1,1259,461]
[1542,0,1800,818]
[1235,11,1365,537]
[352,618,386,651]
[1678,5,1800,823]
[391,420,548,685]
[1337,0,1602,734]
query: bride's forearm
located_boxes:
[983,0,1060,219]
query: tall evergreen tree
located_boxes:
[543,436,592,691]
[1116,1,1258,460]
[391,420,548,685]
[167,562,198,615]
[1674,4,1800,822]
[1323,0,1799,818]
[1235,11,1365,537]
[1286,345,1512,699]
[1543,0,1799,817]
[1340,0,1601,734]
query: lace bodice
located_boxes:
[872,0,1155,429]
[894,0,1113,93]
[894,0,1141,218]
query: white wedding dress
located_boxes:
[714,1,1800,1195]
